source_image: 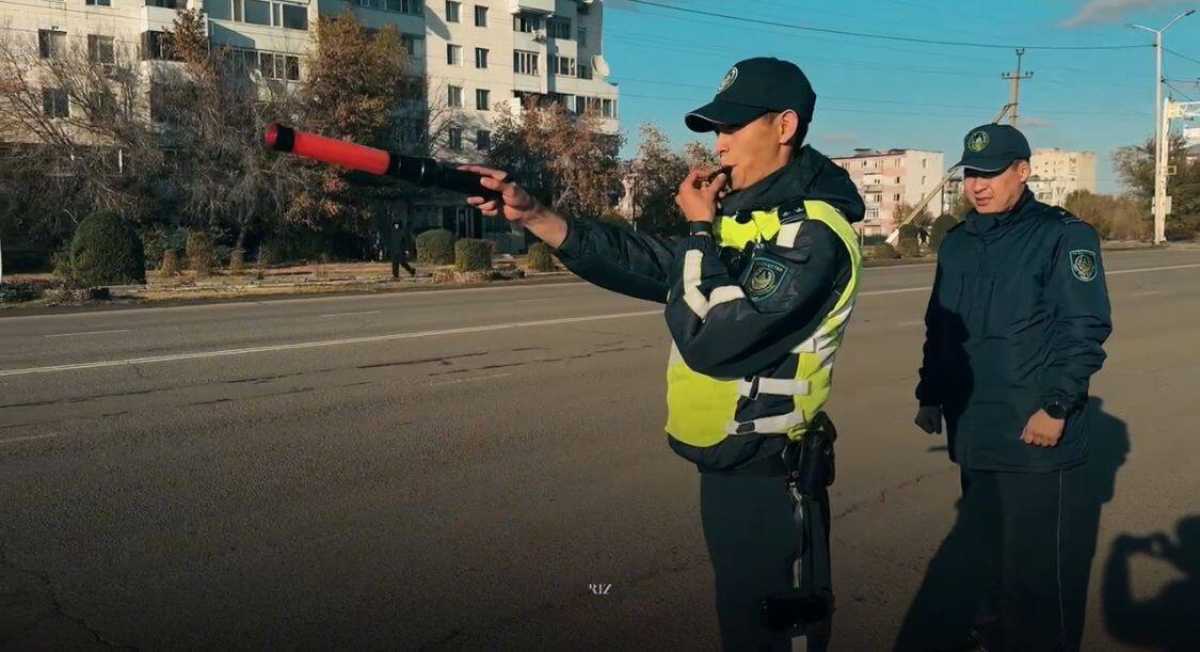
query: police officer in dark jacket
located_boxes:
[461,58,865,651]
[900,124,1113,652]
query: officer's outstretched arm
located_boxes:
[462,164,677,303]
[1042,221,1113,411]
[664,220,848,379]
[552,219,678,303]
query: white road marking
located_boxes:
[3,260,1198,379]
[43,329,130,338]
[896,320,925,328]
[0,310,661,378]
[320,310,381,319]
[430,373,512,387]
[1107,263,1200,276]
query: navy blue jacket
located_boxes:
[917,190,1113,471]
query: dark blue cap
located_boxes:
[954,123,1032,172]
[685,57,816,133]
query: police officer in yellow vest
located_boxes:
[462,57,865,652]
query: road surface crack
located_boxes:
[0,542,135,650]
[832,468,957,521]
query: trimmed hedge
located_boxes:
[929,214,960,252]
[455,239,492,271]
[869,243,900,260]
[417,229,456,265]
[186,230,216,277]
[528,242,555,272]
[68,211,146,287]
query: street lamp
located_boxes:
[1130,9,1195,243]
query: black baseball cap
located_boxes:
[954,123,1031,172]
[685,57,816,133]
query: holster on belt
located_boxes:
[783,411,838,496]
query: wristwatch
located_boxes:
[1043,400,1070,420]
[689,221,714,236]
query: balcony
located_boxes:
[142,2,185,31]
[509,0,555,14]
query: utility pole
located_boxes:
[1130,10,1195,244]
[886,103,1014,246]
[1001,49,1033,129]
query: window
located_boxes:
[85,0,111,6]
[147,0,180,6]
[921,176,926,185]
[282,4,308,29]
[259,51,277,78]
[38,30,65,60]
[476,88,490,110]
[574,95,586,114]
[447,44,462,65]
[474,5,487,27]
[244,0,271,24]
[476,129,491,151]
[895,176,901,184]
[893,193,901,202]
[88,35,115,65]
[547,17,571,39]
[866,208,879,220]
[447,85,463,108]
[384,0,423,14]
[445,1,460,22]
[552,56,575,76]
[449,127,463,151]
[514,50,538,75]
[43,88,68,118]
[577,26,588,47]
[578,63,592,80]
[601,98,614,118]
[922,158,928,168]
[474,47,488,69]
[400,34,419,56]
[141,31,178,60]
[514,13,541,32]
[285,55,300,80]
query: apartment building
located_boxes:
[831,148,945,237]
[3,0,619,247]
[1028,148,1096,207]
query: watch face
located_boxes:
[1046,403,1067,419]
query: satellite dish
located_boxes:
[592,54,610,79]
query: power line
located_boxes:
[620,0,1152,51]
[1164,47,1200,68]
[1165,81,1197,103]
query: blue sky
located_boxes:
[601,0,1200,193]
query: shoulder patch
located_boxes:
[1069,249,1098,282]
[745,256,789,301]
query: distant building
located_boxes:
[1029,148,1097,207]
[831,148,944,236]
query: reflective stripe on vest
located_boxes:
[664,200,863,447]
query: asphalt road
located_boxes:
[2,248,1199,650]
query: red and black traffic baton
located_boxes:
[264,123,503,202]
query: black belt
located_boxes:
[718,453,789,477]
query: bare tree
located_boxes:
[486,101,623,221]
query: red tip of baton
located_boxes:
[264,123,279,149]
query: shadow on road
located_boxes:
[1102,515,1200,652]
[893,397,1128,651]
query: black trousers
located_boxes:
[700,470,802,652]
[392,254,415,277]
[895,464,1100,652]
